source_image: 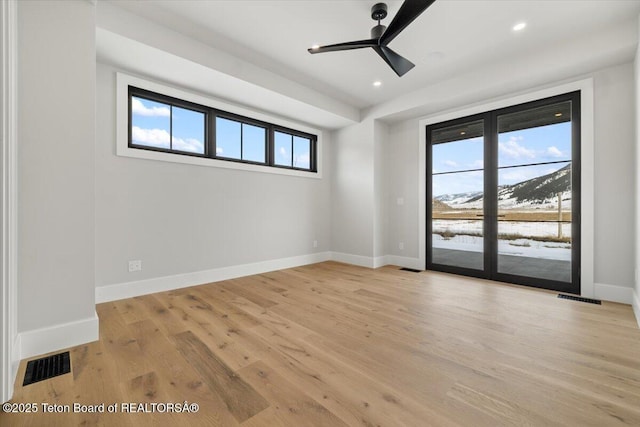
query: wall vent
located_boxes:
[23,351,71,386]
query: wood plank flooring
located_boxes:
[2,261,640,426]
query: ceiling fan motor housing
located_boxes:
[371,24,387,39]
[371,3,388,21]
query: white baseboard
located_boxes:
[96,252,332,303]
[330,253,422,270]
[330,252,375,268]
[19,311,99,360]
[381,255,423,270]
[97,251,418,305]
[633,289,640,329]
[373,256,386,269]
[593,282,633,305]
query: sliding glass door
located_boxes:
[429,117,486,273]
[427,92,580,294]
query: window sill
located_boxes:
[117,144,320,178]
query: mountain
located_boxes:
[436,191,483,206]
[435,164,571,209]
[432,198,453,211]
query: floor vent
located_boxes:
[23,351,71,386]
[399,267,422,273]
[557,294,601,305]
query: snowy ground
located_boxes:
[432,220,571,261]
[433,219,571,238]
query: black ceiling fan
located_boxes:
[308,0,436,77]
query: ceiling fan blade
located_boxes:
[373,45,415,77]
[380,0,436,46]
[308,39,378,54]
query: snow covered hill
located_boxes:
[435,164,571,210]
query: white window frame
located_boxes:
[117,72,323,179]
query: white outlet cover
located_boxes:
[128,260,142,272]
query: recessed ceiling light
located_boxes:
[512,22,527,32]
[460,131,466,135]
[373,80,382,87]
[311,44,320,50]
[555,113,563,117]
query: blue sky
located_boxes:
[131,97,205,153]
[132,96,310,168]
[432,121,571,196]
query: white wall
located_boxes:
[0,0,18,404]
[373,120,388,260]
[634,16,640,325]
[95,64,332,294]
[592,63,636,290]
[330,120,375,262]
[383,62,636,295]
[17,1,98,356]
[384,118,421,259]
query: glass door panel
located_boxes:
[427,92,579,294]
[430,119,484,271]
[496,101,573,283]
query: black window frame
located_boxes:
[128,86,318,173]
[271,126,316,171]
[129,87,209,157]
[426,91,581,295]
[214,111,269,165]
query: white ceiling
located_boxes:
[104,0,640,111]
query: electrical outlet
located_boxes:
[313,240,318,248]
[399,242,404,250]
[128,260,142,272]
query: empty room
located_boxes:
[2,0,640,425]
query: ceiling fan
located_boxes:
[308,0,436,77]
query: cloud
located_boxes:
[172,136,204,153]
[546,146,563,157]
[132,126,203,153]
[279,147,288,158]
[216,147,224,155]
[131,98,170,117]
[294,153,310,168]
[470,159,484,169]
[498,137,535,159]
[131,126,170,148]
[443,160,458,167]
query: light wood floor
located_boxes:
[2,262,640,426]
